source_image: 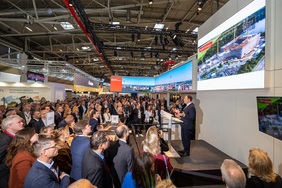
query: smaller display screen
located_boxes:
[27,72,45,82]
[257,97,282,141]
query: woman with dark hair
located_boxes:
[246,147,282,188]
[6,127,38,188]
[144,105,154,132]
[53,127,72,174]
[103,108,111,123]
[122,152,161,188]
[118,107,126,124]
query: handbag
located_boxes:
[162,155,170,179]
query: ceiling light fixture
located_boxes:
[26,27,32,32]
[137,33,141,41]
[68,0,74,7]
[148,0,153,5]
[132,33,135,43]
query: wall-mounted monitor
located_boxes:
[257,97,282,141]
[197,0,265,90]
[27,71,45,83]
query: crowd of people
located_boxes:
[0,95,281,188]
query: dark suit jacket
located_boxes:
[112,108,118,115]
[55,112,63,127]
[105,140,135,188]
[9,149,36,188]
[32,119,46,134]
[89,118,98,135]
[27,118,39,128]
[0,132,13,178]
[78,105,87,118]
[81,148,113,188]
[132,108,141,124]
[18,111,34,126]
[24,160,70,188]
[180,103,196,130]
[57,120,67,129]
[70,136,90,181]
[53,148,72,175]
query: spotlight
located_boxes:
[132,33,135,43]
[175,22,182,31]
[140,53,145,60]
[197,0,205,11]
[170,34,184,47]
[160,34,163,44]
[155,53,159,58]
[148,0,153,5]
[150,52,153,58]
[154,36,158,46]
[114,51,117,56]
[163,45,165,50]
[68,0,74,7]
[126,10,131,22]
[164,36,169,45]
[131,51,134,58]
[137,33,141,41]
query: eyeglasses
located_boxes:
[44,144,57,150]
[103,139,111,144]
[12,121,23,125]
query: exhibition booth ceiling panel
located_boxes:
[0,0,229,79]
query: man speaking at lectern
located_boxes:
[176,95,196,157]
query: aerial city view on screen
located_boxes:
[197,6,265,81]
[257,97,282,141]
[122,77,155,92]
[154,80,192,92]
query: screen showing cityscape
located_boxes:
[197,0,265,90]
[110,60,193,92]
[257,97,282,141]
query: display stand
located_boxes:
[160,110,183,158]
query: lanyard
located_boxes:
[4,131,15,138]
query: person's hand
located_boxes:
[175,109,180,113]
[60,172,66,179]
[159,130,163,138]
[155,174,161,185]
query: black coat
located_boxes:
[0,132,13,178]
[32,119,46,134]
[81,148,113,188]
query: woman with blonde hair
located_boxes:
[66,120,75,137]
[38,126,53,139]
[142,126,172,179]
[6,127,38,188]
[63,107,72,118]
[53,127,72,174]
[72,106,80,122]
[246,147,282,188]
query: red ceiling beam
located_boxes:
[62,0,113,75]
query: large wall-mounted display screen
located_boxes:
[257,97,282,141]
[110,60,193,92]
[197,0,265,90]
[155,62,192,92]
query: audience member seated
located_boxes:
[6,128,38,188]
[33,110,48,134]
[81,131,113,188]
[66,120,75,137]
[156,179,176,188]
[53,128,72,175]
[67,179,97,188]
[27,110,41,128]
[122,152,161,188]
[0,115,24,188]
[39,126,53,139]
[24,137,70,188]
[105,125,135,188]
[220,159,246,188]
[58,115,74,129]
[70,120,92,181]
[103,108,111,123]
[89,110,99,134]
[142,126,172,179]
[246,147,282,188]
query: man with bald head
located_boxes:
[105,125,135,188]
[220,159,246,188]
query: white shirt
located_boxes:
[24,111,31,124]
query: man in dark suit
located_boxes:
[132,104,143,137]
[33,110,48,134]
[78,101,87,118]
[0,115,24,188]
[24,138,70,188]
[176,95,196,157]
[27,110,41,128]
[70,120,92,181]
[158,105,168,127]
[111,102,118,115]
[57,115,73,129]
[89,110,99,135]
[105,125,135,188]
[54,106,64,127]
[81,131,113,188]
[17,103,33,126]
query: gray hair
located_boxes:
[1,115,21,131]
[90,131,108,150]
[115,125,128,138]
[66,115,74,120]
[6,109,16,117]
[33,137,54,158]
[221,159,246,188]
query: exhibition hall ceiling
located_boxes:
[0,0,228,81]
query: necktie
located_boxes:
[103,159,113,179]
[51,167,58,180]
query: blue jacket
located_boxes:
[70,136,90,181]
[24,160,70,188]
[89,118,98,135]
[57,119,67,129]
